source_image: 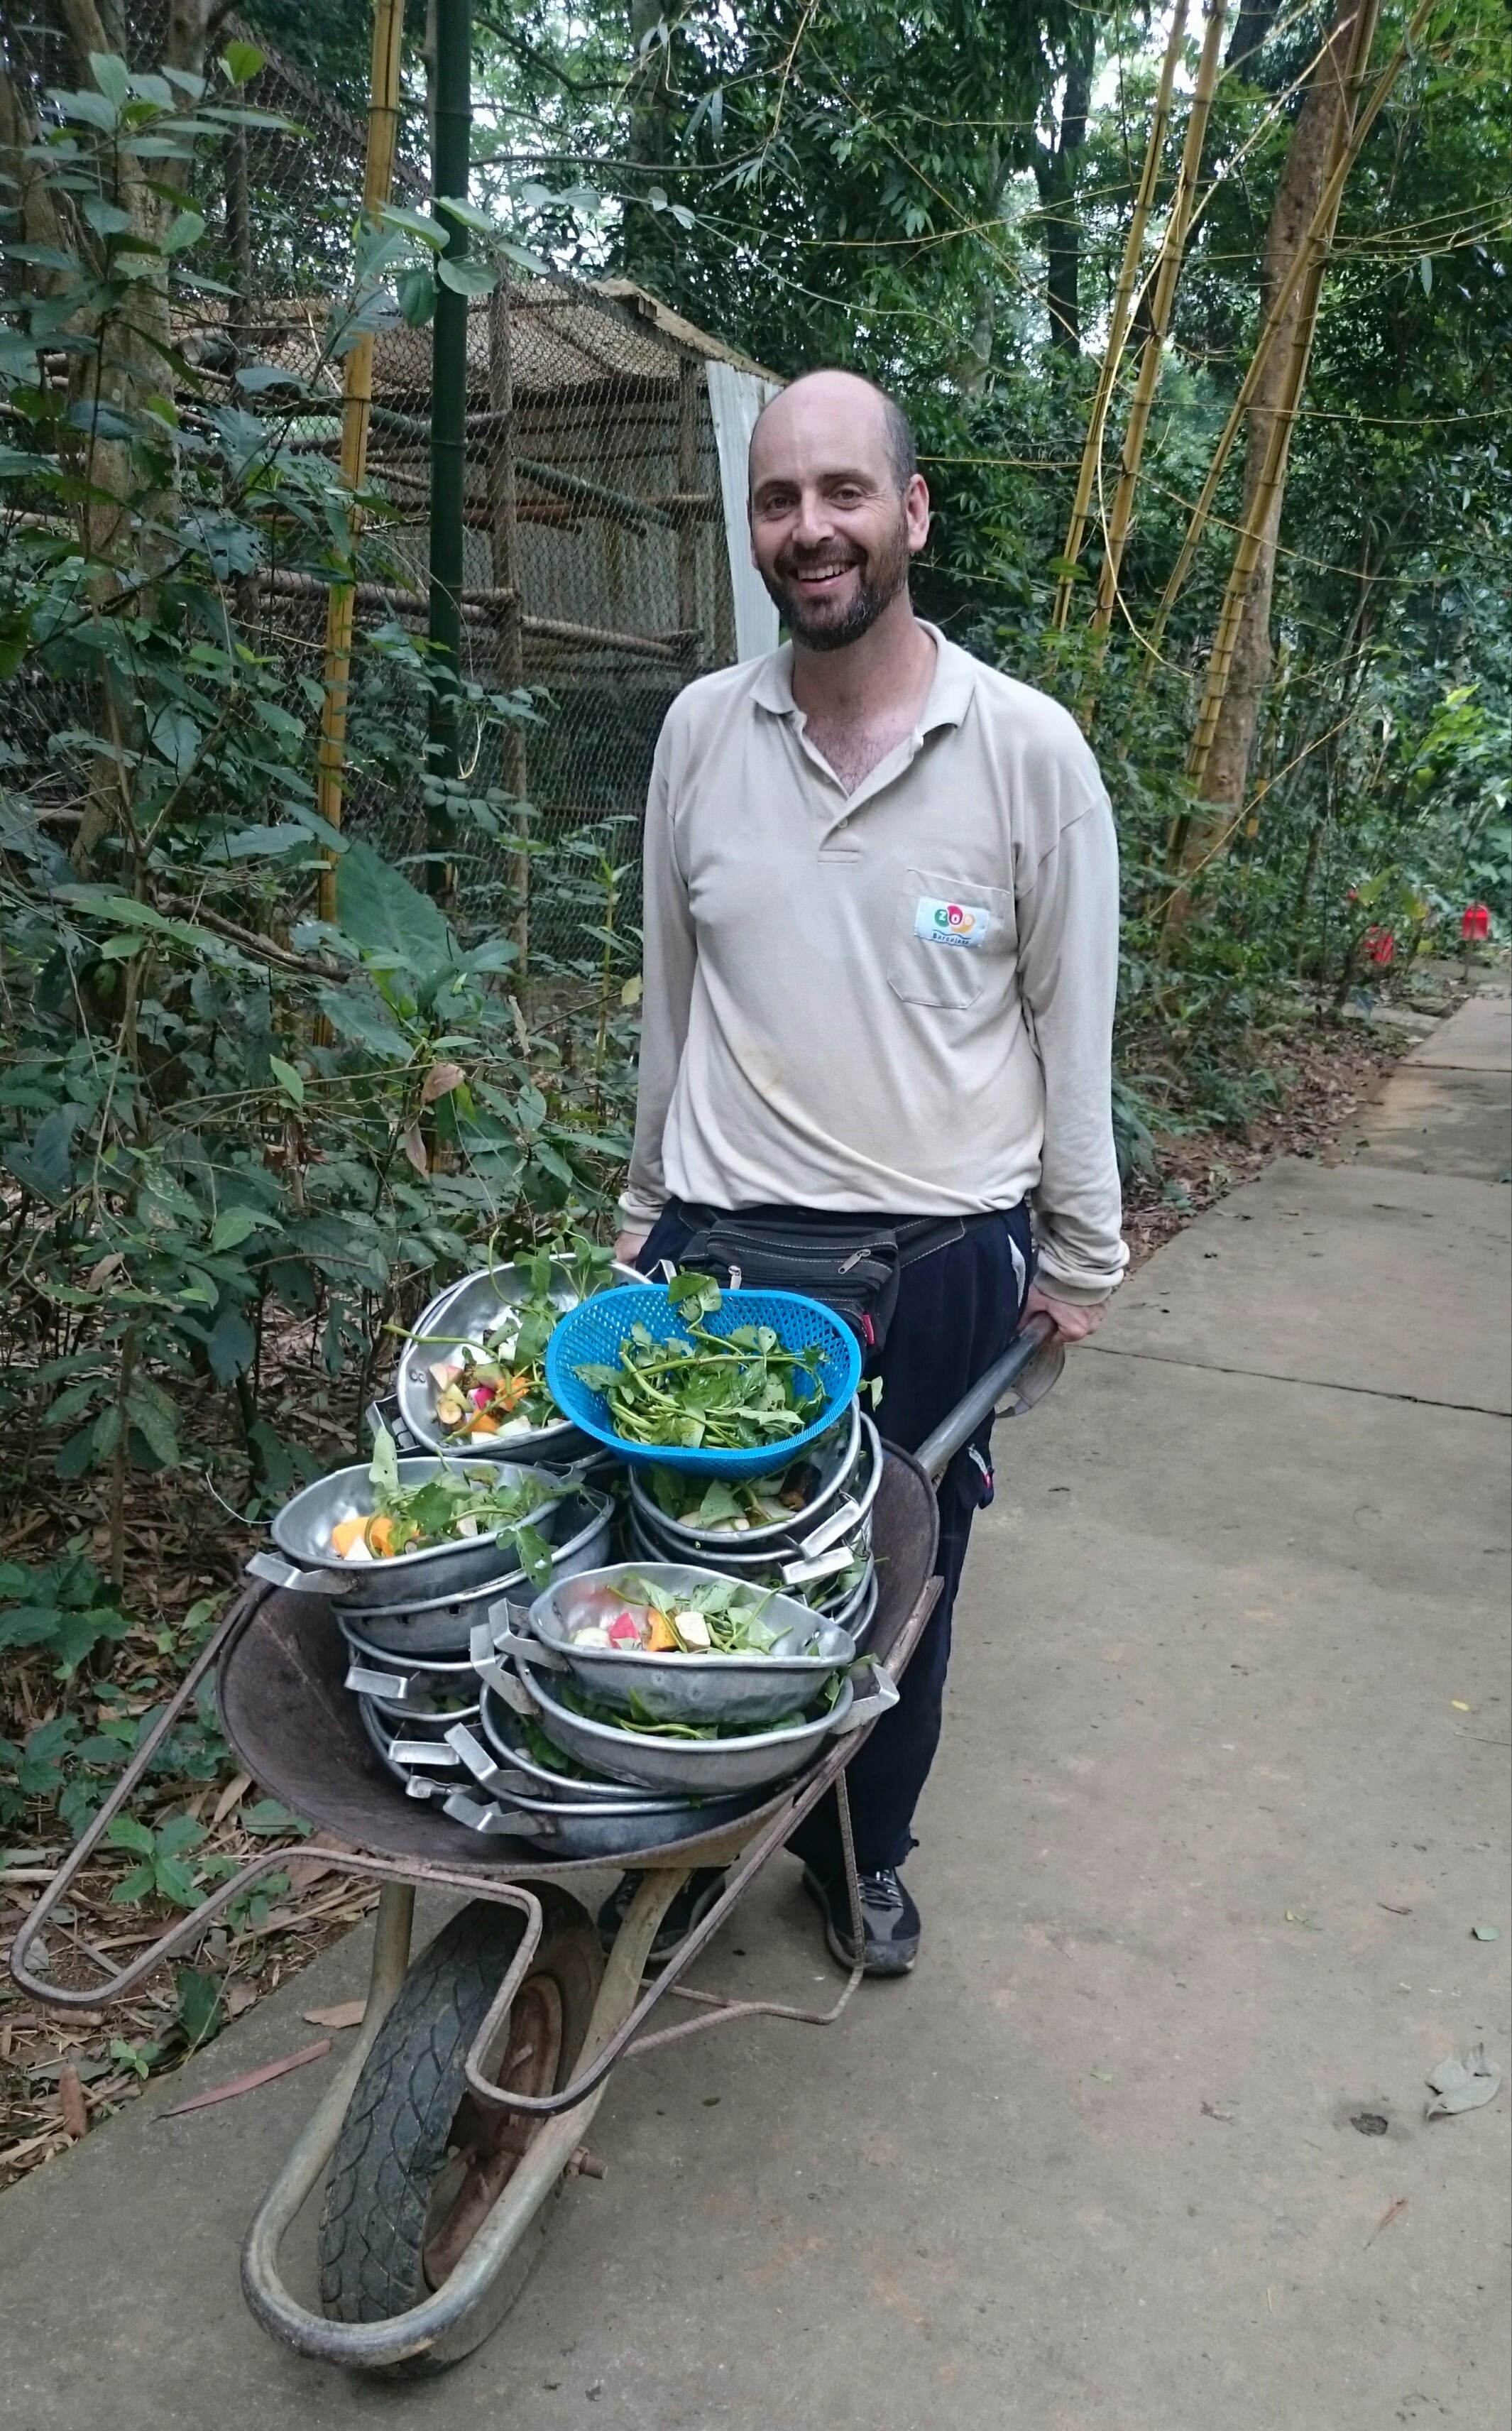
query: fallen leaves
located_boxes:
[1424,2045,1503,2120]
[57,2065,88,2141]
[302,1999,366,2031]
[212,1771,253,1827]
[157,2038,332,2119]
[1365,2196,1408,2249]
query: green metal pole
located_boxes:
[428,0,471,901]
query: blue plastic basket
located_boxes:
[544,1284,862,1477]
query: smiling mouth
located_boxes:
[789,561,859,591]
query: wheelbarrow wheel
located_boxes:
[318,1889,603,2373]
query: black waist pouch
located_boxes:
[668,1203,973,1356]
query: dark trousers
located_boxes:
[635,1201,1034,1879]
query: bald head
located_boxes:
[750,369,916,498]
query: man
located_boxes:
[604,368,1125,1975]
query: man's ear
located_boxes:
[905,472,931,555]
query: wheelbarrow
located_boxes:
[8,1317,1061,2375]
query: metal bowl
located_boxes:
[396,1258,642,1464]
[623,1502,875,1612]
[356,1695,465,1786]
[515,1561,858,1728]
[338,1621,482,1725]
[339,1486,613,1654]
[476,1683,659,1803]
[268,1454,566,1610]
[632,1409,889,1575]
[500,1656,901,1798]
[627,1402,872,1558]
[423,1769,773,1859]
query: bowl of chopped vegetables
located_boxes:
[544,1277,862,1477]
[397,1245,641,1461]
[509,1561,859,1729]
[498,1652,891,1797]
[269,1427,567,1610]
[630,1411,882,1571]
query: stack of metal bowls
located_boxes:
[383,1560,897,1856]
[623,1406,882,1644]
[255,1455,619,1771]
[394,1257,641,1470]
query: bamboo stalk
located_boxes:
[314,0,407,926]
[1090,0,1229,642]
[488,274,530,966]
[427,0,471,906]
[1182,0,1383,799]
[1141,0,1432,671]
[1051,0,1188,632]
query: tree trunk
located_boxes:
[57,0,212,869]
[1225,0,1279,74]
[1034,26,1096,351]
[1168,0,1380,917]
[1051,0,1188,629]
[623,0,671,277]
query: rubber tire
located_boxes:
[317,1891,602,2374]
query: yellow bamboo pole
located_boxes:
[1183,0,1382,795]
[1050,0,1188,632]
[316,0,407,924]
[1089,0,1229,642]
[1141,0,1432,674]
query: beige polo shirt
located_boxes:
[620,625,1127,1304]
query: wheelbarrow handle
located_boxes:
[913,1313,1062,1484]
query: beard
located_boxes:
[760,509,911,651]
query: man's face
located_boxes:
[747,377,929,652]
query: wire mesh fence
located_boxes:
[2,4,765,983]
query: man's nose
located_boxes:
[789,485,838,547]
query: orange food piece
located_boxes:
[330,1516,367,1558]
[495,1372,532,1411]
[645,1612,679,1653]
[469,1414,500,1436]
[366,1514,396,1557]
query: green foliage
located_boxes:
[0,1549,131,1673]
[0,48,630,1565]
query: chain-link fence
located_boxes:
[4,4,771,980]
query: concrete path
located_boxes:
[3,997,1508,2431]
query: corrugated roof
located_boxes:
[188,279,774,408]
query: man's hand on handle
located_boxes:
[1023,1283,1107,1343]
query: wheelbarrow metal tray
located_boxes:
[217,1446,940,1879]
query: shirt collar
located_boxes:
[750,621,977,737]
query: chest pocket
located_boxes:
[887,865,1011,1010]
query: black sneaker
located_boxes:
[803,1864,921,1977]
[596,1868,728,1965]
